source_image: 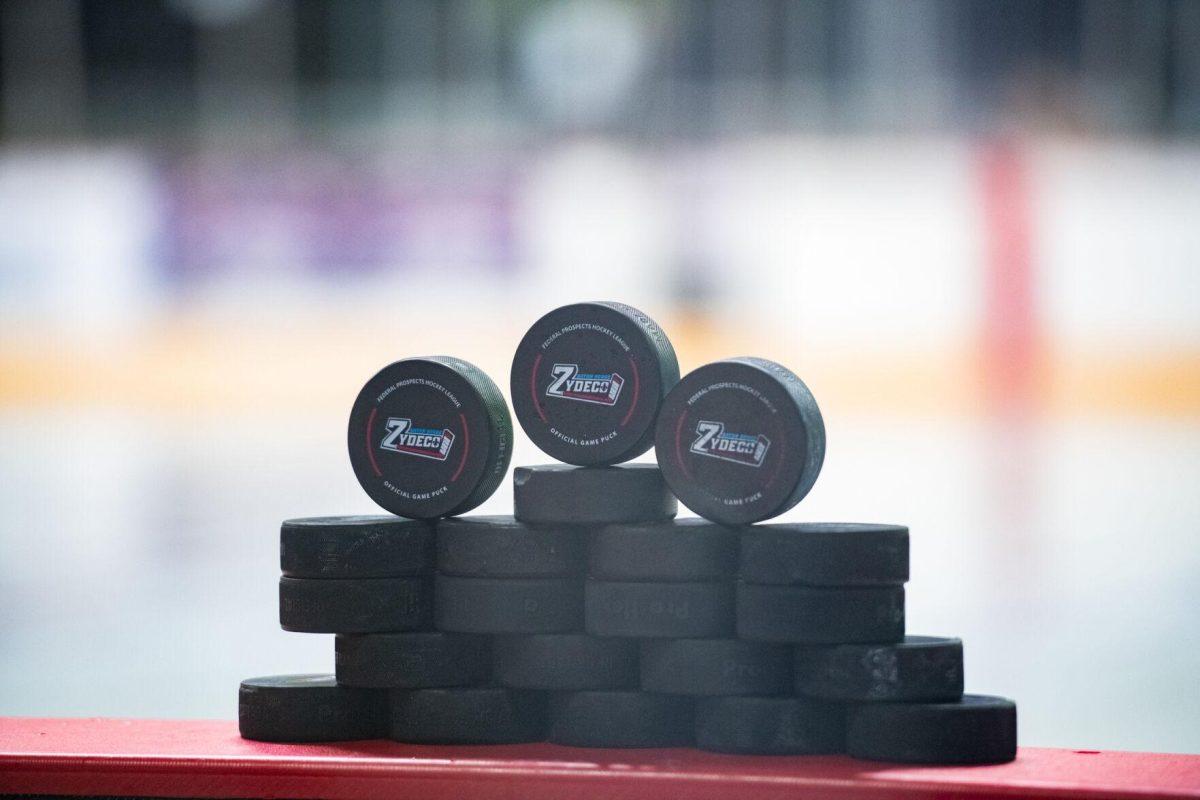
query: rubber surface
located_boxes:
[695,696,845,755]
[640,638,791,696]
[494,634,639,690]
[513,463,676,525]
[794,635,964,702]
[739,522,909,586]
[437,514,584,578]
[389,687,547,744]
[589,518,738,582]
[280,515,435,578]
[279,576,433,633]
[335,632,491,689]
[547,690,694,748]
[585,580,734,638]
[846,694,1018,764]
[238,674,383,742]
[736,583,904,643]
[434,574,583,634]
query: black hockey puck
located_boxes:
[585,580,734,638]
[739,522,908,586]
[513,464,676,525]
[795,636,963,702]
[434,574,583,634]
[335,632,491,689]
[279,576,432,633]
[695,696,845,755]
[239,674,383,742]
[654,358,825,525]
[437,515,584,578]
[494,634,638,690]
[280,515,435,579]
[547,691,694,748]
[588,518,738,582]
[736,584,904,643]
[348,356,512,519]
[846,694,1017,764]
[510,301,679,466]
[640,638,791,696]
[389,687,547,744]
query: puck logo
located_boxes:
[545,363,625,407]
[690,421,770,468]
[379,417,455,461]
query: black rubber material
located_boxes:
[280,515,435,578]
[736,583,904,643]
[588,518,738,582]
[795,635,963,702]
[347,356,512,519]
[239,674,383,742]
[436,515,584,578]
[640,638,791,696]
[547,690,694,748]
[279,576,432,633]
[585,580,734,638]
[434,574,583,634]
[654,358,825,525]
[846,694,1018,764]
[739,522,909,586]
[388,687,547,744]
[695,696,845,755]
[510,301,679,466]
[494,634,638,690]
[513,464,676,525]
[335,632,491,689]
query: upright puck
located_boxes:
[511,301,679,465]
[389,687,547,744]
[279,576,432,633]
[795,636,963,702]
[695,696,844,755]
[239,675,382,742]
[437,515,584,578]
[335,632,491,689]
[280,515,435,579]
[548,691,694,748]
[589,518,738,582]
[846,694,1017,764]
[739,523,909,586]
[654,358,825,524]
[513,464,676,525]
[640,638,791,696]
[495,634,638,690]
[736,584,904,644]
[435,574,583,634]
[348,356,512,519]
[585,580,734,638]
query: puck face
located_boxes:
[655,358,825,524]
[511,302,679,465]
[348,357,512,519]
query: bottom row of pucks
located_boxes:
[239,675,1017,764]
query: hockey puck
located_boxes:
[437,515,584,578]
[695,696,844,755]
[585,579,734,638]
[348,356,512,519]
[736,584,904,643]
[513,464,676,525]
[654,358,825,524]
[335,632,491,689]
[548,690,694,748]
[510,301,679,465]
[389,687,547,744]
[494,634,638,690]
[280,515,435,579]
[846,694,1017,764]
[435,574,583,634]
[795,636,963,702]
[279,576,432,633]
[640,638,791,696]
[739,522,908,586]
[588,518,738,582]
[239,674,383,742]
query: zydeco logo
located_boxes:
[545,363,625,407]
[380,417,455,461]
[690,421,770,468]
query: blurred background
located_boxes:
[1,0,1198,754]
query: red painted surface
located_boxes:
[1,718,1198,799]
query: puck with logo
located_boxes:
[281,515,435,579]
[654,358,825,524]
[547,690,694,748]
[495,634,639,690]
[739,522,909,586]
[588,518,738,582]
[239,674,383,742]
[435,574,583,634]
[846,694,1018,764]
[436,515,584,578]
[348,356,512,519]
[585,580,734,638]
[510,301,679,465]
[795,635,963,702]
[279,576,432,633]
[640,638,791,696]
[513,464,676,525]
[695,696,845,755]
[335,632,491,689]
[389,687,548,744]
[736,584,904,644]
